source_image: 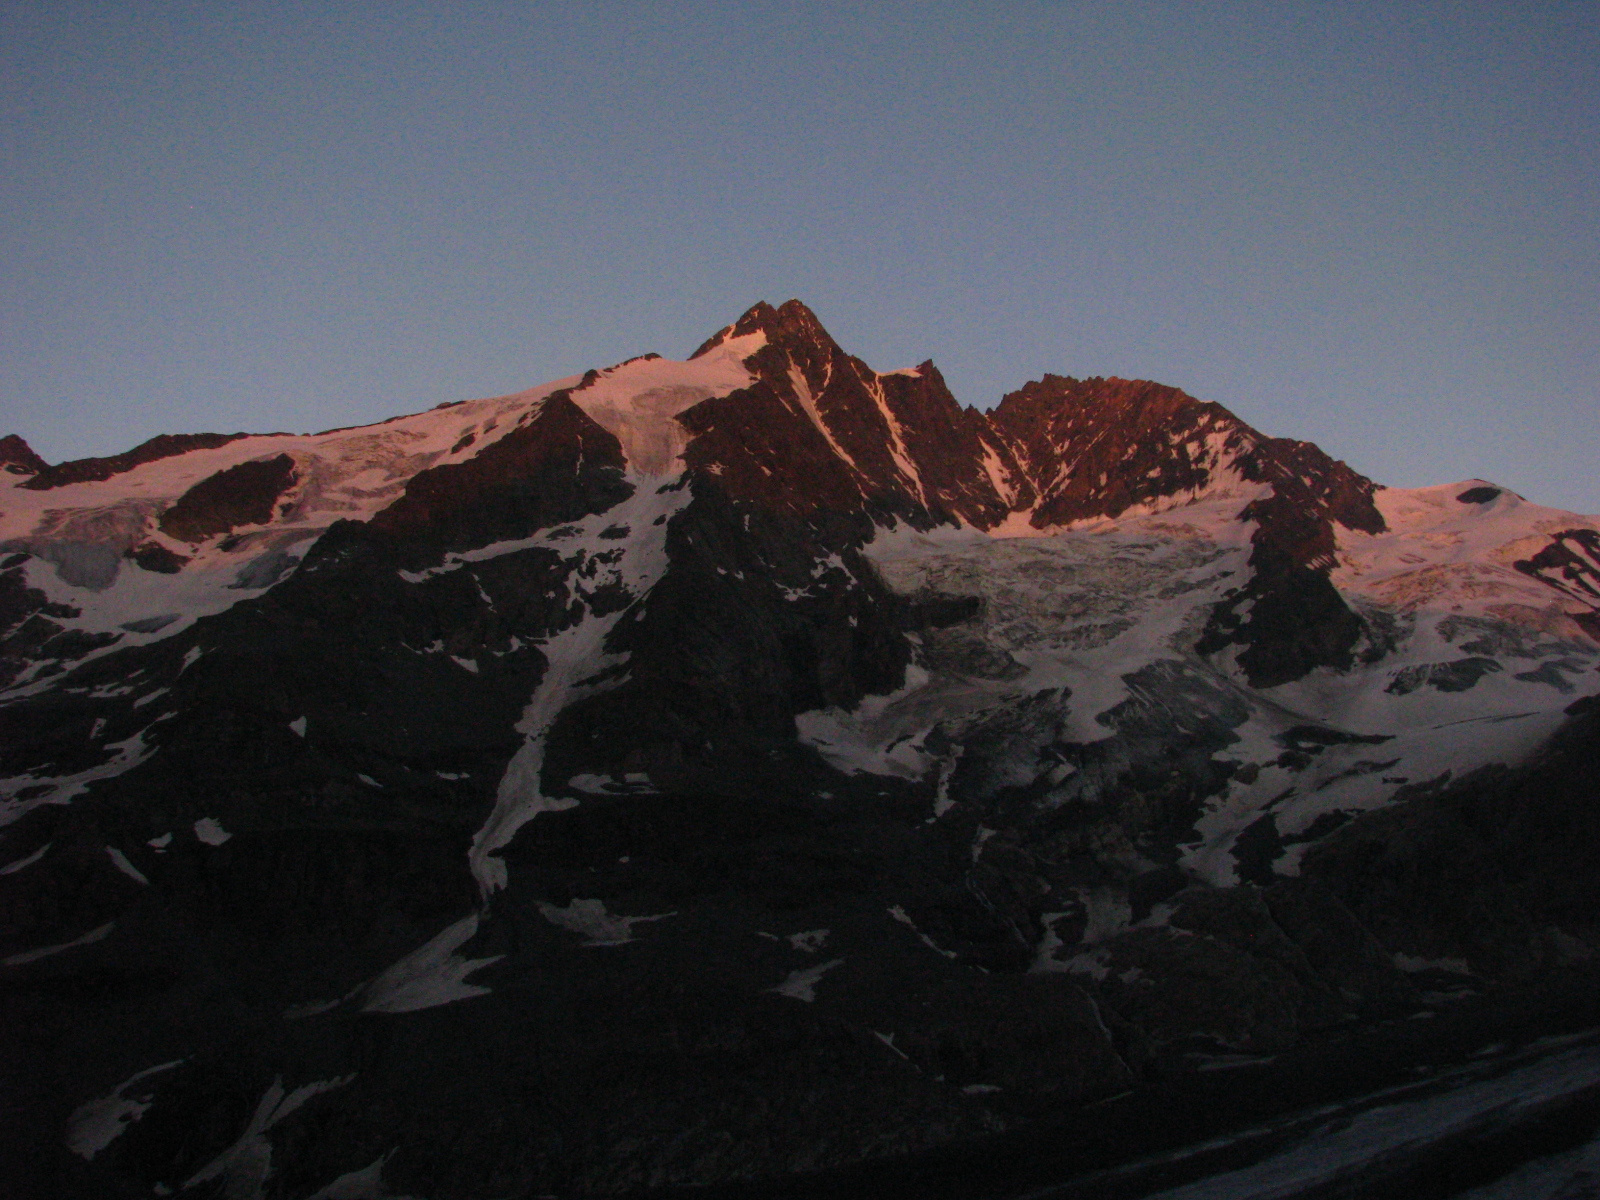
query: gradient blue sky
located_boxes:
[3,2,1596,511]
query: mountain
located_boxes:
[3,300,1598,1199]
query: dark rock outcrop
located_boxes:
[1300,698,1600,981]
[125,541,190,574]
[1515,530,1600,642]
[0,434,48,475]
[22,432,256,490]
[370,390,632,556]
[541,482,912,796]
[157,454,299,542]
[0,554,117,688]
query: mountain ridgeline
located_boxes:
[2,300,1598,1198]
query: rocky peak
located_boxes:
[0,434,48,476]
[681,302,1024,531]
[684,305,1391,552]
[989,375,1265,528]
[690,298,836,363]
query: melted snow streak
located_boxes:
[3,920,114,966]
[67,1059,184,1159]
[105,845,148,884]
[359,914,502,1014]
[369,473,689,1014]
[183,1074,355,1199]
[303,1152,416,1200]
[469,479,691,896]
[468,617,603,895]
[888,906,958,959]
[1147,1042,1600,1199]
[0,731,152,829]
[0,841,49,874]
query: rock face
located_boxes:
[0,434,48,476]
[1300,696,1600,982]
[22,432,255,490]
[157,454,299,543]
[2,300,1599,1198]
[1514,528,1600,641]
[686,300,1021,529]
[369,389,634,553]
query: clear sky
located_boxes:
[3,2,1596,512]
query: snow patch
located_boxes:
[0,729,153,828]
[183,1074,355,1197]
[796,665,940,779]
[889,905,958,958]
[361,914,503,1014]
[106,846,148,885]
[67,1059,184,1159]
[194,817,232,846]
[768,958,845,1002]
[0,842,49,875]
[537,898,676,946]
[303,1152,415,1200]
[4,920,114,966]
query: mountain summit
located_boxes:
[3,303,1599,1197]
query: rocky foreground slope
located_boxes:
[2,301,1598,1198]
